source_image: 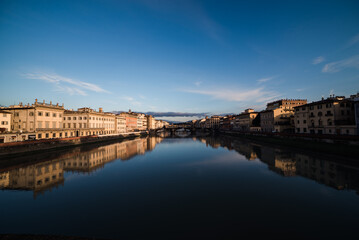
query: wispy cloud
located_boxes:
[24,72,109,96]
[122,96,134,101]
[322,55,359,73]
[182,87,281,103]
[55,85,87,96]
[122,96,142,106]
[312,56,325,65]
[194,81,202,86]
[257,77,274,83]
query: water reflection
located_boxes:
[0,137,163,198]
[1,136,359,199]
[194,136,359,193]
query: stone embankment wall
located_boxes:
[220,130,359,145]
[220,130,359,159]
[0,133,146,157]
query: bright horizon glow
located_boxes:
[1,0,359,121]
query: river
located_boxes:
[0,136,358,239]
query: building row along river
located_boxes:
[189,93,359,136]
[0,99,169,143]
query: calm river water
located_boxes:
[0,136,359,239]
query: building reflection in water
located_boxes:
[1,136,358,198]
[196,136,359,193]
[0,137,163,198]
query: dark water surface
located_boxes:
[0,136,359,239]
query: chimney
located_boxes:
[35,98,38,104]
[56,103,59,107]
[43,100,45,104]
[50,101,52,105]
[99,107,103,113]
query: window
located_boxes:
[45,112,50,117]
[63,117,65,120]
[45,133,49,138]
[303,120,306,124]
[303,128,307,133]
[53,113,56,117]
[14,113,19,117]
[68,123,71,128]
[317,105,322,109]
[79,117,82,120]
[59,114,62,117]
[68,117,71,120]
[59,133,62,137]
[38,112,43,116]
[318,112,322,117]
[73,123,76,128]
[52,133,56,138]
[65,132,68,137]
[74,117,77,120]
[29,112,34,116]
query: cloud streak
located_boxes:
[182,87,281,103]
[24,72,109,96]
[122,96,142,106]
[257,77,274,83]
[322,55,359,73]
[312,56,325,65]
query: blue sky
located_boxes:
[1,0,359,120]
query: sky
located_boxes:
[1,0,359,121]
